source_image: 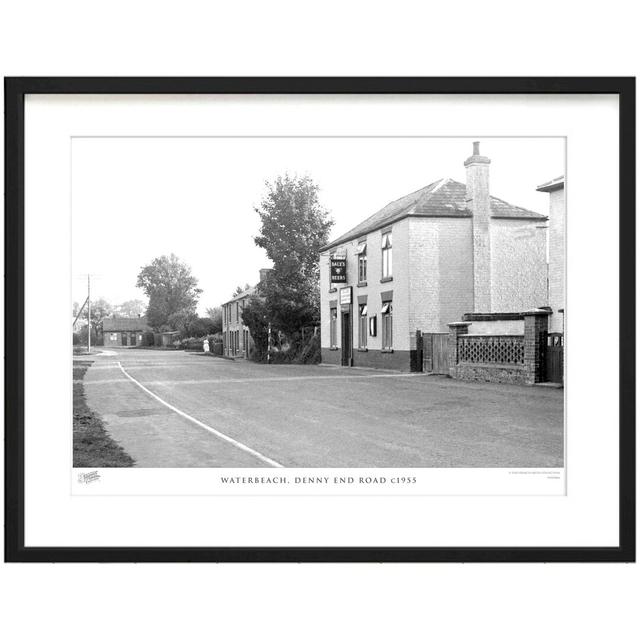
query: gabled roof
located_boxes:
[102,316,150,331]
[321,178,546,251]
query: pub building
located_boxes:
[318,142,549,371]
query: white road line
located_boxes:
[116,361,284,469]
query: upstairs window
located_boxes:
[381,231,392,279]
[356,241,367,283]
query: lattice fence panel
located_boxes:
[458,335,524,365]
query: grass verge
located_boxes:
[73,361,135,467]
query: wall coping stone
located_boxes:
[523,308,552,316]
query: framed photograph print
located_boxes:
[4,77,635,562]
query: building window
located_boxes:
[356,241,367,283]
[330,307,338,348]
[358,304,367,348]
[381,231,392,279]
[381,302,393,350]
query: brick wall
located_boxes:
[408,217,474,333]
[448,310,549,385]
[490,218,547,312]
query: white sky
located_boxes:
[72,137,564,314]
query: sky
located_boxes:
[72,137,564,314]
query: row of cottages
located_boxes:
[102,316,150,347]
[319,142,553,374]
[221,268,272,358]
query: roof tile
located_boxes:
[323,178,546,250]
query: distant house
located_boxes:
[102,316,150,347]
[221,269,271,358]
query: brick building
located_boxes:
[319,142,548,371]
[102,316,149,347]
[221,268,271,358]
[536,176,565,334]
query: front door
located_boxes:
[121,333,127,346]
[545,333,564,383]
[341,311,352,366]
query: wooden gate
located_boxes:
[545,332,564,383]
[423,332,449,374]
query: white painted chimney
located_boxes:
[464,141,492,312]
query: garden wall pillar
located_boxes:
[523,309,551,384]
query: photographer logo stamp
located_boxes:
[77,470,101,484]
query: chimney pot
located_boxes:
[473,141,480,155]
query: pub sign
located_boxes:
[330,256,347,284]
[339,286,352,305]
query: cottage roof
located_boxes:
[321,178,546,251]
[102,316,150,331]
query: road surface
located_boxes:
[78,349,564,468]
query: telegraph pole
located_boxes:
[87,274,91,354]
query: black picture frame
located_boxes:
[4,77,635,563]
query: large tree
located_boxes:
[136,254,202,330]
[205,306,223,334]
[253,174,334,335]
[115,299,147,318]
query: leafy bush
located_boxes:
[181,337,204,351]
[250,329,320,365]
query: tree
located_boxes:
[205,306,223,334]
[240,295,270,357]
[232,283,251,297]
[136,254,202,330]
[253,174,334,336]
[73,298,112,344]
[115,299,147,318]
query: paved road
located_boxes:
[78,349,564,468]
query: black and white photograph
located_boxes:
[72,136,565,473]
[6,78,632,563]
[2,3,638,639]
